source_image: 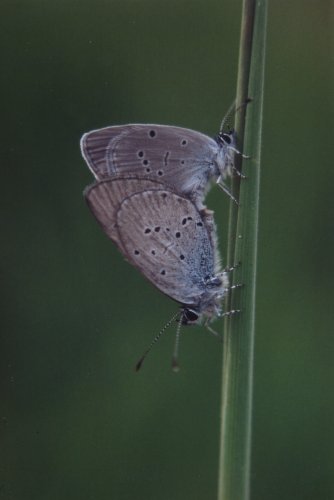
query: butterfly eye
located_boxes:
[182,309,199,324]
[221,133,232,144]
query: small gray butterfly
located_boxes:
[84,177,229,367]
[81,123,241,208]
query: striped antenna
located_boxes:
[135,310,181,371]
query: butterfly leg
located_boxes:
[232,165,247,179]
[221,309,241,318]
[230,146,251,160]
[216,177,239,205]
[223,282,244,299]
[223,261,241,273]
[230,144,251,179]
[204,321,222,340]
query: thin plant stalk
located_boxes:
[218,1,268,499]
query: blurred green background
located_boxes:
[1,1,333,499]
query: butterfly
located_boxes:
[81,123,242,208]
[84,176,230,369]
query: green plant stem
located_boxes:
[218,1,267,499]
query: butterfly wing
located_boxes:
[84,176,167,252]
[116,188,218,306]
[80,124,220,201]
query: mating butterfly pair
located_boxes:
[81,122,240,369]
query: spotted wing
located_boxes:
[84,176,167,251]
[80,124,220,200]
[116,188,217,306]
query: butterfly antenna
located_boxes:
[219,100,236,134]
[135,311,181,371]
[171,313,183,372]
[219,98,252,134]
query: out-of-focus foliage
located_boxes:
[1,1,333,499]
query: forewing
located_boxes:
[116,189,216,305]
[81,124,219,198]
[84,177,166,251]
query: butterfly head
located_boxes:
[214,129,238,179]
